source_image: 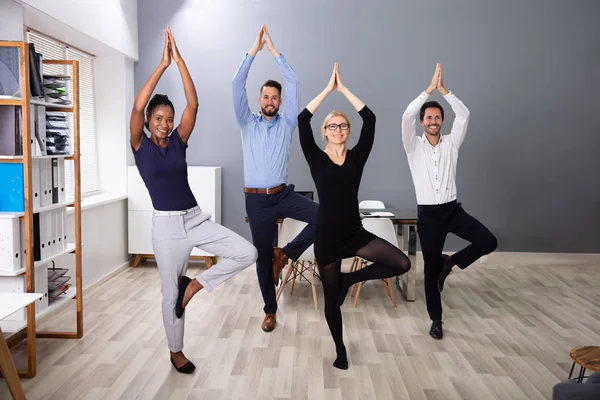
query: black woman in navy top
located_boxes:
[130,28,257,374]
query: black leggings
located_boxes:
[318,237,411,367]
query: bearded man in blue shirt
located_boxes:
[232,24,318,333]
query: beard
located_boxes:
[425,125,440,136]
[261,105,279,117]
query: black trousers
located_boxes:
[417,200,497,321]
[245,184,318,314]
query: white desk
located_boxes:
[0,293,42,400]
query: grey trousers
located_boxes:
[152,206,258,352]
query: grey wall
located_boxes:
[133,0,600,253]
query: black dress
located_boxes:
[298,106,377,266]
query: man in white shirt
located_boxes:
[402,63,497,340]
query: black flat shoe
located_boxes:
[176,276,191,319]
[170,357,196,374]
[429,320,443,340]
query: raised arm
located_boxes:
[305,63,336,114]
[263,26,299,128]
[232,25,265,127]
[130,29,170,151]
[401,64,440,154]
[299,65,337,163]
[168,28,198,144]
[335,65,374,164]
[437,66,470,149]
[335,64,364,112]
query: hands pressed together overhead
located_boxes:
[325,63,347,94]
[249,24,279,57]
[160,27,183,68]
[426,63,449,96]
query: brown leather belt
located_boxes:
[243,184,286,195]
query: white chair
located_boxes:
[276,218,320,310]
[350,218,399,308]
[359,200,385,209]
[351,199,386,283]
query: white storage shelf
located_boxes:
[0,155,73,161]
[0,243,76,276]
[0,51,83,377]
[0,97,72,109]
[127,166,222,258]
[0,201,74,219]
[30,99,73,109]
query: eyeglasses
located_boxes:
[326,123,349,131]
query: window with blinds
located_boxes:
[26,31,100,198]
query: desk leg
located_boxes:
[397,224,416,302]
[0,327,27,400]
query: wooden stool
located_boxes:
[569,346,600,382]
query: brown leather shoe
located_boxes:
[272,247,289,284]
[262,313,276,332]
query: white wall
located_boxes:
[0,0,24,40]
[95,54,133,197]
[60,200,130,288]
[21,0,138,60]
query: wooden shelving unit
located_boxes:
[0,41,83,378]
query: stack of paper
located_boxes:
[45,112,70,155]
[42,75,72,105]
[47,264,70,300]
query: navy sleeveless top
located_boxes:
[132,129,198,211]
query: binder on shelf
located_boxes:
[59,208,66,250]
[0,217,20,272]
[19,218,25,269]
[53,209,60,252]
[33,212,41,261]
[28,43,44,98]
[51,158,59,204]
[36,262,49,313]
[40,158,52,207]
[32,158,41,209]
[35,105,46,155]
[0,163,24,212]
[57,158,65,202]
[43,211,53,259]
[29,104,41,156]
[52,209,59,253]
[46,159,52,205]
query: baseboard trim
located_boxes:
[82,258,134,291]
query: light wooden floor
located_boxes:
[2,252,600,400]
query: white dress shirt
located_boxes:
[402,91,470,205]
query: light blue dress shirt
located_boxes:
[232,54,299,188]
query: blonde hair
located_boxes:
[321,110,351,142]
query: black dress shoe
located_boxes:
[170,357,196,374]
[438,255,453,292]
[429,320,443,340]
[176,276,191,319]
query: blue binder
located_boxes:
[0,163,25,212]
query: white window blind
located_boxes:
[26,31,99,198]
